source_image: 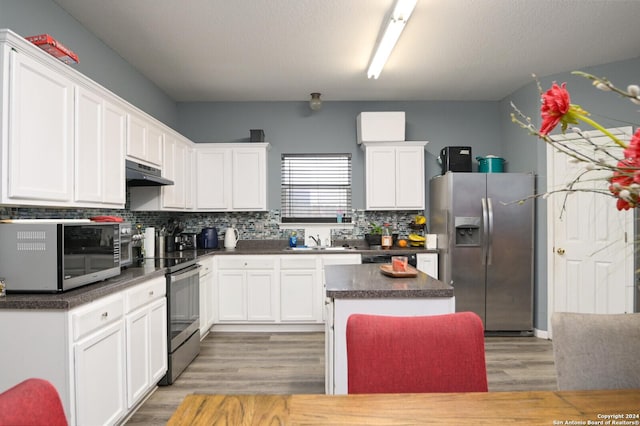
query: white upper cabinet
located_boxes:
[1,45,74,205]
[102,100,127,205]
[195,146,230,210]
[363,141,427,210]
[126,110,163,167]
[74,85,126,207]
[0,30,129,208]
[161,132,189,209]
[195,143,269,211]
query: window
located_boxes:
[281,153,352,223]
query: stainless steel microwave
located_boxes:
[0,221,121,293]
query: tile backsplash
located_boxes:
[0,193,424,242]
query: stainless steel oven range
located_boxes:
[158,257,200,385]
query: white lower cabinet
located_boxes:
[0,275,168,426]
[74,322,126,425]
[280,255,321,322]
[198,256,215,338]
[216,256,277,322]
[72,293,127,426]
[416,252,438,279]
[124,276,167,409]
[212,254,362,327]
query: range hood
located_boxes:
[125,160,174,186]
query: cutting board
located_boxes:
[379,264,419,278]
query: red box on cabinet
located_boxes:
[25,34,79,64]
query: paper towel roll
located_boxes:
[144,227,155,258]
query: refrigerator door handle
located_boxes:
[481,197,488,265]
[487,197,494,265]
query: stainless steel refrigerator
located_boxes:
[430,172,534,333]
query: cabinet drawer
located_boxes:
[217,256,275,270]
[125,276,166,313]
[72,294,124,341]
[280,256,318,270]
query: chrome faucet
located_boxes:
[309,234,321,247]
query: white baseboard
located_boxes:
[211,323,325,333]
[534,328,550,339]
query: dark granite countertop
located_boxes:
[206,239,438,256]
[0,266,167,310]
[325,263,453,299]
[0,240,439,311]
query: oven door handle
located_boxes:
[170,264,200,283]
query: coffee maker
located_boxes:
[176,233,198,250]
[132,224,145,265]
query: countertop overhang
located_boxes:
[0,240,440,310]
[325,263,453,299]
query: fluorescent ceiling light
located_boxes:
[367,0,417,79]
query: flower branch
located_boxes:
[511,72,640,210]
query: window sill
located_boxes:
[279,222,354,230]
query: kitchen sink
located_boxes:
[283,246,353,251]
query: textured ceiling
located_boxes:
[53,0,640,102]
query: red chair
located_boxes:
[346,312,488,394]
[0,378,68,426]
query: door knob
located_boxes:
[556,248,565,255]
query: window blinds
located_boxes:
[281,153,352,223]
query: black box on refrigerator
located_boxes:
[439,146,472,174]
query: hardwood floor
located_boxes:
[125,332,556,425]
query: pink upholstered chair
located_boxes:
[0,378,68,426]
[346,312,488,394]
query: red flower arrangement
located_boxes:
[512,72,640,210]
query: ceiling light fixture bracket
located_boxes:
[367,0,417,79]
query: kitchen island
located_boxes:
[324,263,454,395]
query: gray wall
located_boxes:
[176,101,502,209]
[0,0,178,127]
[2,0,640,332]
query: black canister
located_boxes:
[165,235,176,252]
[200,227,219,249]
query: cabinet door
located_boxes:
[365,145,397,209]
[125,306,151,408]
[196,148,231,209]
[147,123,164,167]
[416,253,438,279]
[217,270,246,321]
[247,270,277,321]
[102,100,126,205]
[395,145,425,209]
[162,135,178,208]
[126,112,147,162]
[199,270,212,337]
[74,88,126,207]
[185,147,195,209]
[74,85,103,203]
[232,147,267,210]
[74,321,126,426]
[148,297,168,384]
[199,257,215,337]
[280,270,319,321]
[8,50,74,203]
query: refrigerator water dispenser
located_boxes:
[454,217,481,246]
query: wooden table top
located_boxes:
[167,389,640,425]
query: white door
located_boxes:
[548,127,634,333]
